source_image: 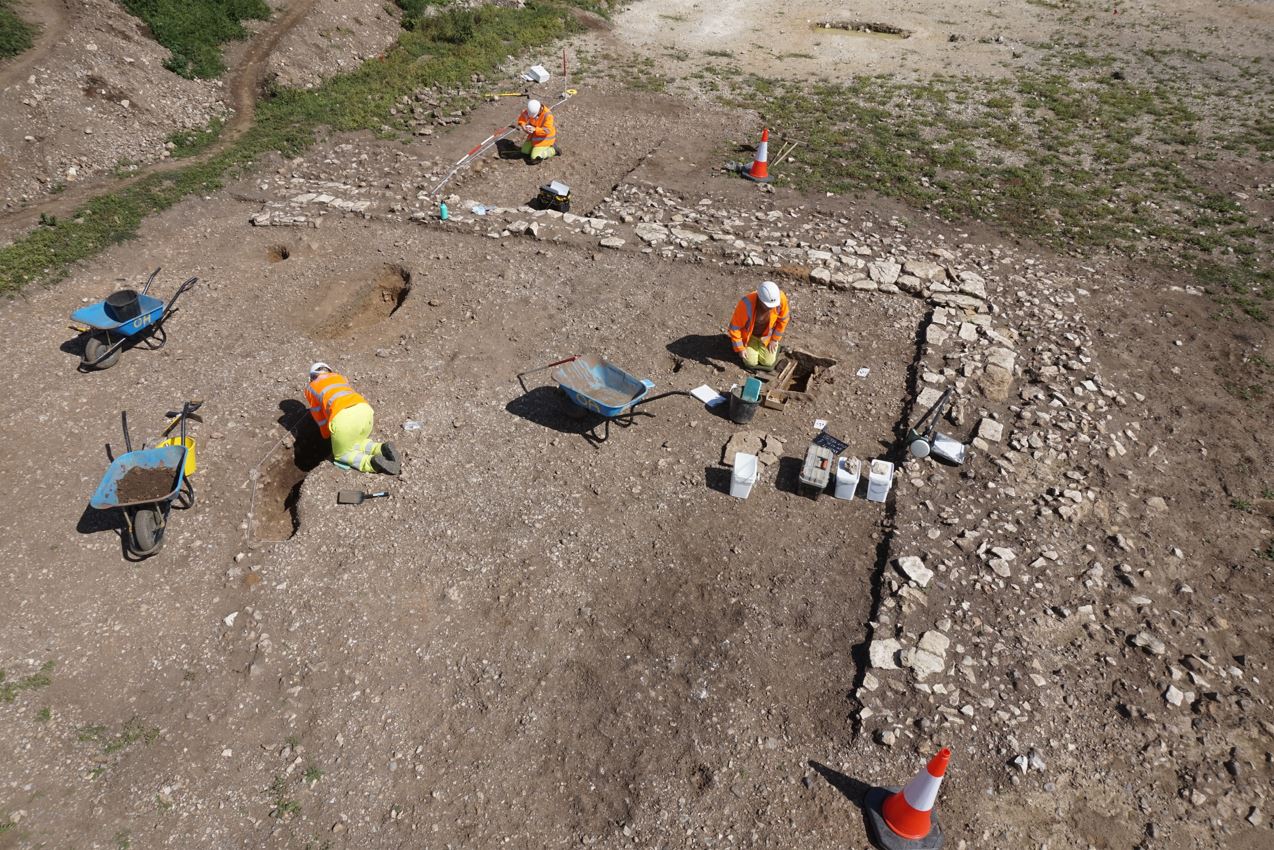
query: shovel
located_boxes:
[336,491,391,505]
[907,388,967,464]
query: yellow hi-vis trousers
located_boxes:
[739,337,778,369]
[329,402,382,473]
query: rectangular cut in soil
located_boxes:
[115,466,176,503]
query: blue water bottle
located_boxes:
[439,201,449,221]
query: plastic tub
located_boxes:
[730,452,759,499]
[866,459,894,503]
[834,457,861,500]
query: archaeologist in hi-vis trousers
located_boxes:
[516,97,557,162]
[305,363,401,475]
[727,281,790,369]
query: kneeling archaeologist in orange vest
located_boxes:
[516,98,557,161]
[727,281,790,369]
[305,363,400,475]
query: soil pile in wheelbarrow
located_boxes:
[116,467,177,503]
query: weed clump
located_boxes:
[120,0,270,78]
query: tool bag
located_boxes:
[534,181,571,213]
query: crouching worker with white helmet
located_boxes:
[305,363,400,475]
[727,280,790,370]
[516,98,556,162]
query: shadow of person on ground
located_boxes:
[495,138,524,160]
[667,334,732,372]
[277,399,329,471]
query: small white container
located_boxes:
[730,453,759,499]
[866,459,894,503]
[834,457,861,501]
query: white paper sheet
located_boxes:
[691,385,726,407]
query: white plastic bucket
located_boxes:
[866,459,894,503]
[730,453,759,499]
[834,457,861,500]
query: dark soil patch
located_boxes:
[305,263,412,339]
[82,74,136,107]
[116,466,177,503]
[253,423,328,541]
[266,244,291,263]
[814,20,912,38]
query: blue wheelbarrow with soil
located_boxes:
[517,354,689,444]
[89,401,202,559]
[70,268,198,371]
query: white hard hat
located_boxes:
[308,362,331,378]
[526,98,541,115]
[758,280,781,308]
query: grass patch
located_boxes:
[0,0,35,60]
[77,716,159,754]
[0,2,590,293]
[269,775,301,819]
[0,660,55,702]
[119,0,271,78]
[732,49,1274,320]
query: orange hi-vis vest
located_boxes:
[305,372,366,439]
[517,106,556,148]
[728,291,790,353]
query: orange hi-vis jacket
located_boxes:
[517,105,556,149]
[305,372,366,439]
[728,291,790,353]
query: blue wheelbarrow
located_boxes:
[517,354,689,444]
[89,401,202,559]
[70,268,198,370]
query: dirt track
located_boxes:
[0,0,68,90]
[0,0,317,234]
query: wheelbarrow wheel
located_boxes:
[82,334,121,370]
[129,506,166,557]
[173,476,196,510]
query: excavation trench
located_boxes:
[305,264,412,339]
[254,424,328,542]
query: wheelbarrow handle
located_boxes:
[516,355,579,393]
[140,267,161,297]
[121,410,133,454]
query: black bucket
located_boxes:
[728,387,759,424]
[105,289,141,322]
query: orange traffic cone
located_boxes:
[741,128,772,183]
[864,748,950,849]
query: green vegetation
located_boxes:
[0,0,35,60]
[0,660,55,702]
[119,0,271,78]
[77,716,159,754]
[35,706,51,722]
[303,764,324,783]
[269,775,301,819]
[1231,497,1253,512]
[733,47,1274,320]
[0,2,590,294]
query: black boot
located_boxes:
[372,442,401,475]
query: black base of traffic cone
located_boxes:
[863,787,944,850]
[739,168,772,184]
